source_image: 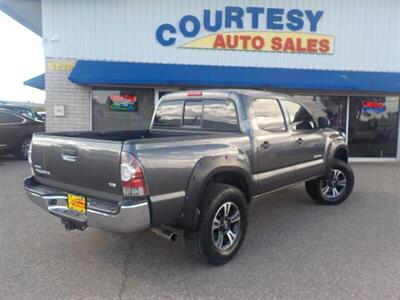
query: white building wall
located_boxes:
[41,0,400,72]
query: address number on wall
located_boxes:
[48,62,75,71]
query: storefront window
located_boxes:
[348,97,399,158]
[92,88,154,131]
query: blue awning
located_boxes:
[69,60,400,94]
[24,73,45,90]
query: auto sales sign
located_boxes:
[156,6,334,54]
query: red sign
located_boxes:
[361,101,385,113]
[110,95,137,103]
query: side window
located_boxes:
[183,100,202,127]
[253,99,286,132]
[203,100,238,131]
[16,109,34,120]
[0,112,24,124]
[153,100,184,127]
[282,100,316,130]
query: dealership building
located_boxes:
[1,0,400,161]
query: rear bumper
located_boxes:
[24,176,150,233]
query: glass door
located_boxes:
[348,96,399,158]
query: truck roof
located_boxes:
[161,89,293,101]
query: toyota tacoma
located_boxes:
[24,90,354,265]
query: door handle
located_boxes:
[296,138,304,145]
[61,154,77,162]
[61,148,78,162]
[260,141,271,149]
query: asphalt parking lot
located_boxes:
[1,156,400,300]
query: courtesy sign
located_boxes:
[156,6,334,54]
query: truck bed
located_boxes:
[46,129,202,142]
[30,129,241,205]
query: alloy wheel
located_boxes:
[320,169,347,200]
[211,201,241,251]
[22,138,31,159]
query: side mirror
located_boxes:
[318,116,330,129]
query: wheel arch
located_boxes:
[333,146,349,163]
[178,155,252,229]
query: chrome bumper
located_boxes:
[24,177,150,233]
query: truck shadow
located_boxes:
[93,185,337,281]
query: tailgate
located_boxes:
[31,134,123,202]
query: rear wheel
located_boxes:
[306,159,354,205]
[184,183,248,266]
[16,137,31,160]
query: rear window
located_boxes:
[153,100,184,127]
[203,100,238,131]
[183,100,203,127]
[153,98,239,131]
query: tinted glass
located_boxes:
[253,99,286,131]
[183,100,202,127]
[348,96,399,158]
[0,111,23,124]
[153,100,184,127]
[203,100,238,131]
[15,108,35,120]
[282,100,316,130]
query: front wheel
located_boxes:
[306,159,354,205]
[184,183,248,266]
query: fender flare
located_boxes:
[178,154,252,229]
[323,139,349,177]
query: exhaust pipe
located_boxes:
[151,227,177,242]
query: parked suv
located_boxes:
[0,109,44,159]
[24,90,354,265]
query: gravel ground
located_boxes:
[0,156,399,300]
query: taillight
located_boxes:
[28,141,34,175]
[120,152,149,197]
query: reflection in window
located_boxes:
[183,101,202,127]
[203,100,238,131]
[0,111,24,123]
[348,97,399,158]
[253,99,286,131]
[153,100,184,127]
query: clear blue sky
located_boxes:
[0,11,45,103]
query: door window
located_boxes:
[253,99,286,131]
[282,100,316,130]
[294,95,348,134]
[0,111,24,124]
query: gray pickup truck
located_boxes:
[24,90,354,265]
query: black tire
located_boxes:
[184,183,248,266]
[15,137,31,160]
[305,180,317,199]
[306,159,354,205]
